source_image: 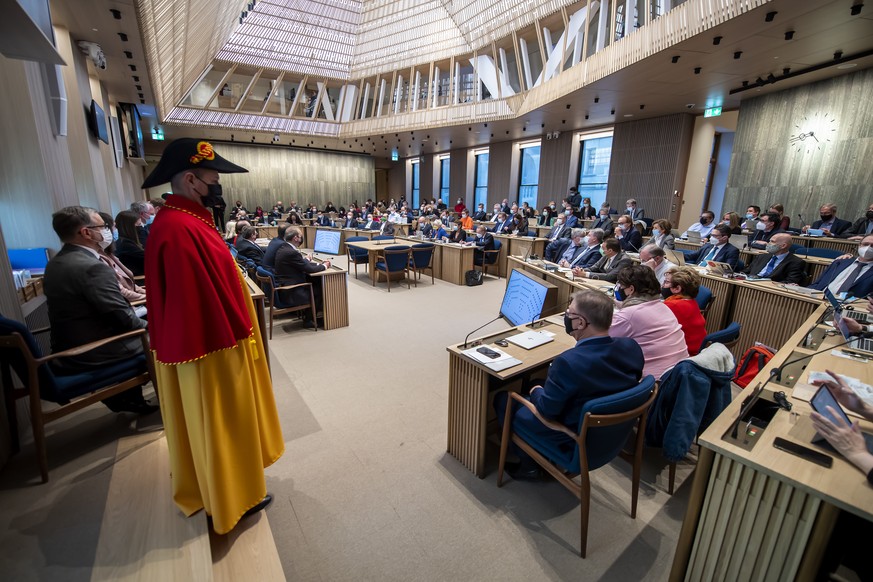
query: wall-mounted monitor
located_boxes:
[88,99,108,144]
[117,102,146,165]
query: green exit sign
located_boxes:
[704,107,723,118]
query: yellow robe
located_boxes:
[155,273,284,534]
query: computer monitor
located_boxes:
[500,269,550,327]
[313,229,341,255]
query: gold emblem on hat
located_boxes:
[190,141,216,164]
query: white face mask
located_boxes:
[97,228,113,250]
[859,245,873,260]
[755,221,767,231]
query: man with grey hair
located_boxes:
[494,289,645,479]
[130,200,156,246]
[570,228,605,269]
[624,198,645,220]
[801,203,852,237]
[556,228,587,266]
[639,244,675,284]
[43,205,152,413]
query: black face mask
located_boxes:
[820,214,832,222]
[564,313,575,335]
[201,183,223,208]
[867,211,873,220]
[699,216,709,225]
[661,287,673,299]
[614,286,627,302]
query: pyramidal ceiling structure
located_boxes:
[137,0,574,124]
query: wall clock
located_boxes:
[789,112,838,153]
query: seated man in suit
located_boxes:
[562,208,579,229]
[553,228,586,267]
[491,212,511,234]
[416,216,433,238]
[234,225,265,266]
[808,234,873,297]
[562,228,604,270]
[685,224,740,270]
[314,211,333,227]
[377,219,395,236]
[468,225,496,263]
[43,206,154,414]
[493,290,644,478]
[361,213,378,230]
[749,212,784,249]
[624,198,645,221]
[846,203,873,241]
[681,210,716,240]
[262,223,289,270]
[573,238,634,282]
[614,215,643,252]
[591,208,613,234]
[130,200,156,247]
[472,203,487,221]
[341,211,358,229]
[639,244,675,285]
[274,227,331,322]
[801,203,852,237]
[742,233,805,284]
[542,215,572,261]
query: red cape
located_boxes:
[145,195,252,364]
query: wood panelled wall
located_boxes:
[724,68,873,224]
[538,132,574,205]
[150,144,376,210]
[449,149,468,206]
[420,155,435,201]
[608,113,695,224]
[486,140,513,206]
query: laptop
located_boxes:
[825,288,873,323]
[686,231,702,244]
[806,228,825,237]
[743,218,760,231]
[664,248,685,266]
[706,260,734,277]
[730,234,750,250]
[835,313,873,355]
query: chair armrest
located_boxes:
[508,392,577,439]
[130,299,146,307]
[30,326,51,336]
[274,282,312,292]
[34,328,148,363]
[134,275,146,282]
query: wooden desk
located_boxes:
[793,235,859,255]
[492,234,548,277]
[445,319,577,477]
[397,237,475,285]
[308,266,350,330]
[244,275,269,369]
[344,238,408,284]
[671,305,873,581]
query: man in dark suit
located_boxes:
[808,234,873,297]
[685,225,741,270]
[234,225,265,266]
[470,225,496,264]
[491,212,511,234]
[801,203,852,237]
[472,204,487,221]
[624,198,645,221]
[749,212,784,249]
[567,229,604,269]
[341,212,358,229]
[554,228,586,266]
[494,290,645,478]
[574,238,634,282]
[377,220,395,236]
[274,227,330,317]
[614,215,643,252]
[546,214,571,241]
[262,223,289,270]
[43,206,153,413]
[591,209,613,234]
[315,211,333,227]
[362,213,378,230]
[846,203,873,241]
[131,200,156,247]
[500,199,511,214]
[742,233,805,284]
[417,216,433,238]
[566,187,582,211]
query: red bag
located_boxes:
[732,345,775,388]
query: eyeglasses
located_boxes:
[85,224,108,230]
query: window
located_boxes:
[577,135,613,209]
[439,157,451,205]
[518,144,541,209]
[474,151,489,209]
[411,161,420,208]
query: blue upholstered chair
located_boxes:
[497,375,658,557]
[0,315,153,483]
[701,321,741,351]
[408,243,435,284]
[372,235,394,241]
[255,267,317,337]
[474,238,502,279]
[374,245,412,291]
[695,285,713,318]
[345,236,369,279]
[793,246,843,259]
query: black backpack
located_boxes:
[465,269,483,286]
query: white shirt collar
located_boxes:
[72,243,100,259]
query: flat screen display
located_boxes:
[500,269,549,326]
[90,100,109,144]
[313,229,341,255]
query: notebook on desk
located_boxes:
[505,330,555,350]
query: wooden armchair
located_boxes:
[255,268,317,337]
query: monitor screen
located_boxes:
[89,100,109,144]
[500,269,549,327]
[313,229,341,255]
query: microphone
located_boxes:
[527,310,545,329]
[463,314,504,348]
[798,213,805,227]
[729,337,853,439]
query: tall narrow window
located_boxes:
[577,135,613,209]
[439,157,451,205]
[411,161,421,208]
[518,144,541,209]
[474,151,489,209]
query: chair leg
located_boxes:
[29,388,48,483]
[497,398,514,488]
[668,461,676,496]
[268,305,275,339]
[579,474,590,558]
[386,271,391,292]
[2,364,20,453]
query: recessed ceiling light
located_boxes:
[837,63,857,69]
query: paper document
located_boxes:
[506,330,555,350]
[460,346,522,371]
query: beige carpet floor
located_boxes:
[0,254,695,581]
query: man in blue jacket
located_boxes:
[495,290,645,478]
[808,234,873,297]
[685,225,740,270]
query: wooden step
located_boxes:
[91,432,213,581]
[210,511,285,581]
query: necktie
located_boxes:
[838,262,865,294]
[866,221,873,234]
[699,245,718,267]
[758,255,778,278]
[552,225,562,240]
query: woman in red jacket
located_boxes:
[661,267,707,356]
